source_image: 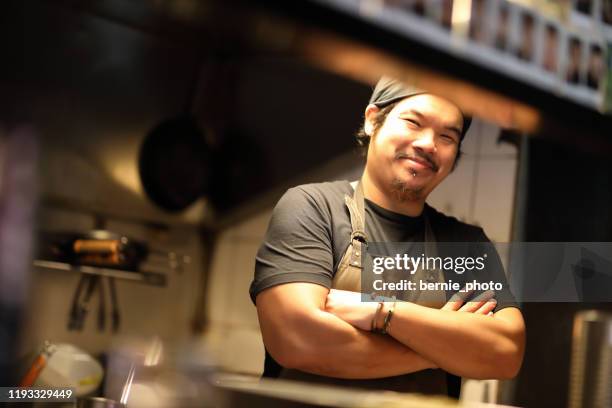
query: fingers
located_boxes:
[441,287,474,311]
[442,287,497,315]
[458,290,496,314]
[478,300,497,315]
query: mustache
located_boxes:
[395,151,439,171]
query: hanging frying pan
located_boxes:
[139,115,212,212]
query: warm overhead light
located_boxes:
[451,0,472,36]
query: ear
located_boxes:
[364,104,380,136]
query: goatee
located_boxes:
[390,178,424,202]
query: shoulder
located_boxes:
[278,180,352,211]
[425,204,488,242]
[270,180,352,225]
[286,180,353,200]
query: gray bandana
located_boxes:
[369,77,472,139]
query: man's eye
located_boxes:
[440,135,457,143]
[404,119,420,126]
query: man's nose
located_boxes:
[411,130,436,152]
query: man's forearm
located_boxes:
[383,303,524,379]
[262,307,434,379]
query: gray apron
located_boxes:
[279,181,449,395]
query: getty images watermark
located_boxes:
[359,242,612,302]
[371,252,503,292]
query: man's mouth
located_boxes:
[395,153,438,172]
[407,158,432,170]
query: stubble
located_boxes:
[390,177,425,202]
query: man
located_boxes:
[249,77,525,397]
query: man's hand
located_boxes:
[325,289,377,331]
[441,289,497,315]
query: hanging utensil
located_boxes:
[19,341,56,387]
[68,275,99,331]
[108,277,120,333]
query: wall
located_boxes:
[202,211,272,375]
[428,118,518,242]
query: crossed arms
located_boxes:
[255,282,525,380]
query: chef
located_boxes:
[249,77,525,397]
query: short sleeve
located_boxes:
[249,187,335,304]
[471,228,520,312]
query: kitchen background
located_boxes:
[2,0,612,407]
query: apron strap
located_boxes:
[345,182,367,244]
[346,181,436,246]
[342,181,367,269]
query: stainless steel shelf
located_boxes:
[33,260,167,287]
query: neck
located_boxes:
[360,171,426,217]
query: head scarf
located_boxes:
[369,77,472,139]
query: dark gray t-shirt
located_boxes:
[249,180,519,397]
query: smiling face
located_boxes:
[364,93,464,203]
